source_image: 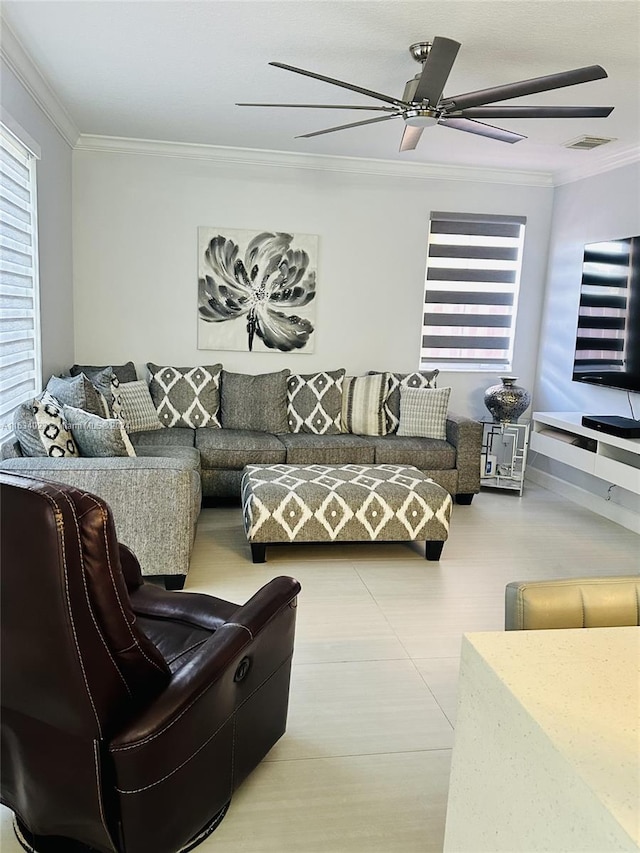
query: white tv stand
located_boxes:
[530,412,640,495]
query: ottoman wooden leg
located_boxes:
[251,543,267,563]
[425,541,445,561]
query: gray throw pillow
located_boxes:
[63,405,136,457]
[71,361,138,384]
[381,370,440,433]
[147,363,222,428]
[397,386,451,439]
[13,392,80,458]
[46,373,108,418]
[221,370,290,433]
[341,373,389,436]
[117,381,163,433]
[287,369,345,434]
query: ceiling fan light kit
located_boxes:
[238,37,614,152]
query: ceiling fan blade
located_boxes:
[414,37,461,106]
[399,125,425,151]
[296,114,400,139]
[457,105,614,119]
[441,65,608,111]
[236,103,397,111]
[440,117,526,144]
[270,62,407,108]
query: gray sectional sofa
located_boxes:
[1,364,483,588]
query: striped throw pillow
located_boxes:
[341,374,389,436]
[397,386,451,439]
[117,381,163,433]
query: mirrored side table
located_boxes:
[480,420,530,496]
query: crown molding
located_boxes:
[74,134,555,187]
[0,16,79,148]
[553,143,640,186]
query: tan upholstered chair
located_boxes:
[505,576,640,630]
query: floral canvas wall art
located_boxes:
[198,228,318,353]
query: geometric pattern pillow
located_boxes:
[117,381,163,433]
[63,404,136,457]
[341,373,389,436]
[147,363,222,429]
[13,392,80,458]
[287,369,345,434]
[383,370,440,433]
[397,386,451,440]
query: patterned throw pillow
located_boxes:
[46,373,108,418]
[397,386,451,439]
[63,405,136,457]
[117,381,163,433]
[220,370,290,433]
[383,370,440,433]
[147,363,222,429]
[13,392,79,458]
[341,373,389,436]
[287,369,345,434]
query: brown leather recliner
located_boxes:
[0,472,301,853]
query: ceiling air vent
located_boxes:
[563,135,616,150]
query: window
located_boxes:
[420,211,526,371]
[0,121,41,432]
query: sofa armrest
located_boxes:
[446,412,483,495]
[0,456,201,578]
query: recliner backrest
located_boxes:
[1,472,170,739]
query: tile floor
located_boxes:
[1,482,638,852]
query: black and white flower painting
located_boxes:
[198,228,318,353]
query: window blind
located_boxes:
[573,239,630,370]
[421,212,526,370]
[0,124,40,432]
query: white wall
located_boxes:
[72,146,553,419]
[0,60,74,380]
[532,161,640,515]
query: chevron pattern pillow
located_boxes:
[147,363,222,429]
[287,369,345,434]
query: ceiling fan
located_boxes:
[237,38,613,150]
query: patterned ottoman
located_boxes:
[241,463,452,563]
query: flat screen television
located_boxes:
[572,234,640,394]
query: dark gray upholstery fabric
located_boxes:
[195,428,287,469]
[368,435,456,469]
[71,362,138,384]
[201,468,244,498]
[129,428,195,448]
[220,370,290,433]
[46,374,107,418]
[278,433,375,465]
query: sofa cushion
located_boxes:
[367,435,456,469]
[220,370,290,433]
[277,433,375,466]
[397,386,451,440]
[46,373,108,418]
[341,374,389,436]
[195,428,286,470]
[147,363,222,429]
[117,380,163,433]
[287,369,345,434]
[375,370,440,432]
[63,405,137,458]
[13,393,79,458]
[129,427,195,448]
[71,361,138,384]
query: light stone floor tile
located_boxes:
[3,482,638,852]
[268,659,453,761]
[199,750,452,853]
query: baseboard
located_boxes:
[526,468,640,534]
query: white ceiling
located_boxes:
[2,0,640,176]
